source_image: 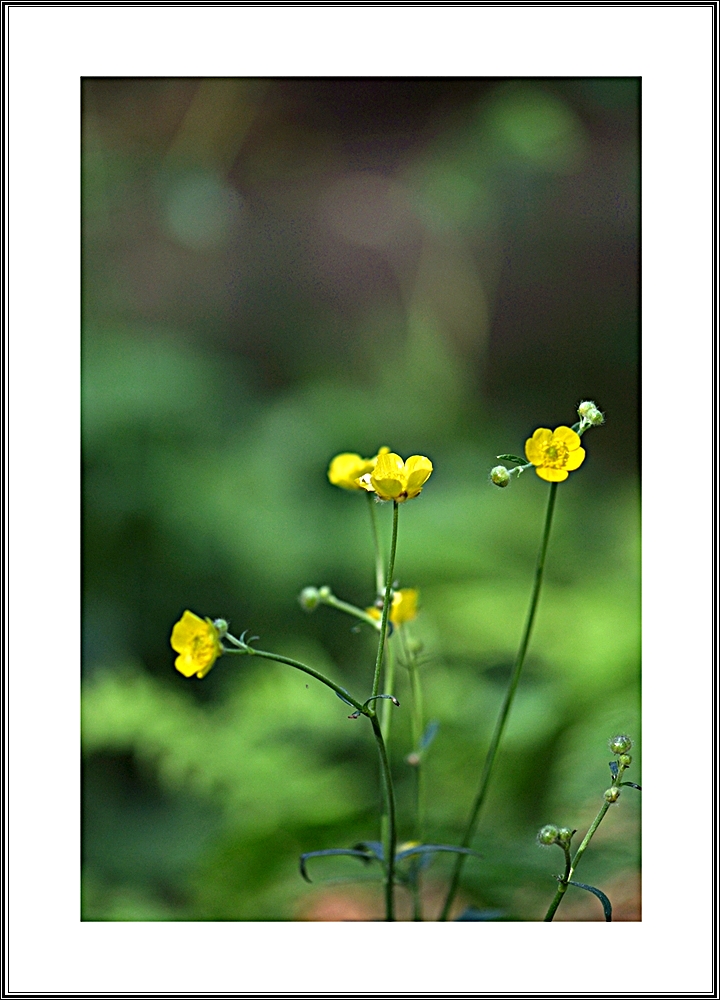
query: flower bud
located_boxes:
[318,585,331,600]
[212,618,229,638]
[577,400,604,426]
[604,787,621,803]
[608,734,633,755]
[490,465,511,488]
[537,824,560,845]
[619,754,632,767]
[299,587,320,611]
[557,827,574,845]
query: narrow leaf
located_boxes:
[352,841,384,862]
[420,720,439,751]
[299,848,377,883]
[619,781,642,790]
[456,907,506,921]
[496,454,526,465]
[335,689,355,708]
[395,844,483,863]
[568,880,612,921]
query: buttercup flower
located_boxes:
[358,452,433,501]
[328,447,390,490]
[524,427,585,483]
[367,588,419,625]
[170,610,223,678]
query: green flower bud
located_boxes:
[577,400,604,426]
[490,465,511,488]
[299,587,320,611]
[318,585,331,600]
[212,618,229,638]
[619,754,632,767]
[557,827,574,845]
[537,824,560,845]
[608,734,633,755]
[604,787,621,803]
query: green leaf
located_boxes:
[395,844,482,863]
[619,781,642,790]
[420,720,439,751]
[456,907,506,921]
[496,454,526,465]
[568,880,612,921]
[299,847,378,883]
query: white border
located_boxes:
[7,4,714,995]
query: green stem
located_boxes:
[402,629,425,843]
[223,644,364,713]
[366,490,385,598]
[370,714,397,921]
[439,481,559,921]
[319,591,381,631]
[544,841,573,922]
[544,760,628,921]
[379,639,397,744]
[372,501,399,699]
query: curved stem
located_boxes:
[439,481,559,921]
[544,842,573,922]
[319,591,381,631]
[544,759,629,921]
[370,714,397,921]
[366,490,385,598]
[224,645,364,713]
[372,501,399,699]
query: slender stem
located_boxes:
[543,842,573,921]
[223,645,364,713]
[544,760,628,921]
[370,714,397,921]
[319,591,381,631]
[372,501,399,699]
[366,490,385,598]
[379,638,397,744]
[402,629,425,843]
[439,481,559,921]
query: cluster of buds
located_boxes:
[537,824,574,847]
[577,400,604,429]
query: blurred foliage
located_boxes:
[82,78,639,920]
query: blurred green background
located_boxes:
[82,77,640,921]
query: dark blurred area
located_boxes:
[82,77,639,921]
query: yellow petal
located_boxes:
[525,437,543,465]
[535,466,568,482]
[371,453,405,499]
[391,588,418,624]
[170,610,205,652]
[565,446,585,471]
[328,453,372,489]
[374,452,405,478]
[174,652,199,677]
[552,426,581,450]
[371,476,405,501]
[404,456,433,495]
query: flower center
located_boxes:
[542,441,569,468]
[191,633,215,665]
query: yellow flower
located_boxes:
[170,610,223,678]
[524,426,586,483]
[358,452,433,502]
[367,588,419,625]
[327,447,390,490]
